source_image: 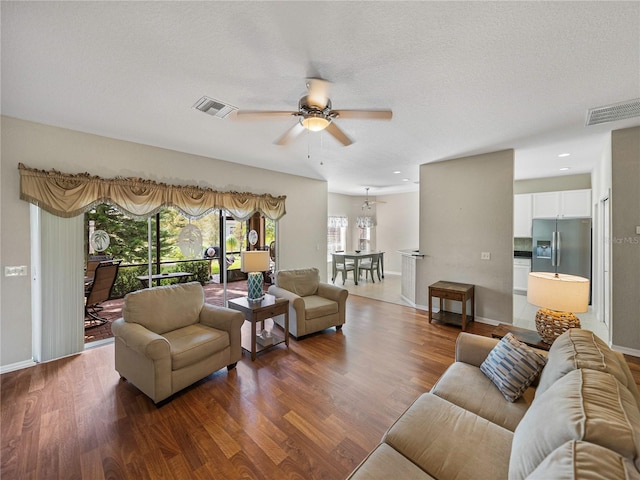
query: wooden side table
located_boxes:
[491,324,551,351]
[227,294,289,361]
[428,281,475,331]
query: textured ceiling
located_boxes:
[2,1,639,195]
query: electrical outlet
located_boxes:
[480,252,491,260]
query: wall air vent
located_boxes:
[586,98,640,126]
[192,96,237,119]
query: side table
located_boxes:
[491,324,551,351]
[428,281,475,331]
[227,294,289,361]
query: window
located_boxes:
[328,216,348,261]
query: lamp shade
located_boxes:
[241,250,270,273]
[527,272,589,313]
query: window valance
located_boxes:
[356,216,376,228]
[328,216,349,228]
[18,163,286,221]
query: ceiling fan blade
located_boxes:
[325,122,353,146]
[236,110,297,119]
[306,77,330,108]
[275,123,306,145]
[333,110,393,120]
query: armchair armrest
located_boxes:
[455,332,500,367]
[199,303,244,332]
[199,304,244,362]
[267,285,305,311]
[317,282,348,303]
[111,318,170,360]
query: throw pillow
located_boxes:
[480,333,547,402]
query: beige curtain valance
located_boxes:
[18,163,286,221]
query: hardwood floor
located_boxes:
[3,295,640,479]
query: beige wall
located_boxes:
[514,173,591,194]
[1,116,328,368]
[375,191,419,274]
[418,150,514,323]
[611,126,640,351]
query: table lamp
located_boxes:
[241,251,270,302]
[527,272,589,344]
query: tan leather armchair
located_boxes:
[268,267,348,338]
[112,282,244,403]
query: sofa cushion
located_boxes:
[383,393,513,480]
[480,333,547,402]
[431,362,533,432]
[302,295,338,320]
[527,441,640,480]
[275,268,320,297]
[346,443,436,480]
[537,328,640,403]
[123,282,204,334]
[510,369,640,479]
[164,324,229,370]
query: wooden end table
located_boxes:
[491,324,551,351]
[227,294,289,361]
[428,281,475,331]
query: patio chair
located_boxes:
[85,260,121,328]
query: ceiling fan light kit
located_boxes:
[300,113,331,131]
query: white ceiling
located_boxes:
[2,1,639,196]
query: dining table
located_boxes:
[331,251,384,285]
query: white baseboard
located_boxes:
[612,344,640,358]
[0,359,37,374]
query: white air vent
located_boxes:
[192,96,237,119]
[586,98,640,126]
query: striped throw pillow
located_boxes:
[480,333,547,402]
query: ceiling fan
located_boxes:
[362,187,386,210]
[236,78,392,146]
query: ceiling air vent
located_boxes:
[192,96,237,119]
[586,98,640,126]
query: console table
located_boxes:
[428,281,475,331]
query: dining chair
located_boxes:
[333,253,356,285]
[85,260,121,328]
[359,253,382,283]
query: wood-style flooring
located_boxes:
[3,295,640,479]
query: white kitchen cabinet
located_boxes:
[560,189,591,217]
[532,189,591,218]
[513,258,531,293]
[514,194,533,237]
[532,192,560,218]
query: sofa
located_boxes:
[112,282,244,403]
[347,329,640,479]
[267,267,348,338]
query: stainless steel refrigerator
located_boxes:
[532,218,592,288]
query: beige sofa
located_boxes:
[267,267,348,338]
[112,282,244,404]
[347,329,640,479]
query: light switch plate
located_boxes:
[636,226,640,235]
[481,252,491,260]
[5,266,28,276]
